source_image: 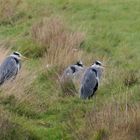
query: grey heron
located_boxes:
[0,51,27,85]
[60,60,84,81]
[60,60,84,95]
[80,60,104,99]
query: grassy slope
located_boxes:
[0,0,140,139]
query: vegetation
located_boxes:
[0,0,140,139]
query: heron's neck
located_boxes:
[92,69,97,76]
[10,55,20,61]
[92,68,100,81]
[10,56,20,64]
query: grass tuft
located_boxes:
[123,70,139,87]
[31,17,85,69]
[0,0,24,25]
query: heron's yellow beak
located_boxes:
[21,55,29,60]
[102,65,110,68]
[100,64,106,69]
[101,66,105,69]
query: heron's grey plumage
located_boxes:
[0,52,21,85]
[60,61,84,95]
[60,61,84,82]
[80,68,98,99]
[80,61,103,99]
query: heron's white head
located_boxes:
[75,60,83,67]
[10,52,22,60]
[10,51,28,60]
[91,60,104,79]
[92,60,104,69]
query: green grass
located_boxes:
[0,0,140,139]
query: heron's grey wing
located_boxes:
[60,67,73,82]
[60,66,77,94]
[0,57,18,84]
[80,68,98,99]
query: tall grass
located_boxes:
[87,102,140,140]
[0,107,17,139]
[0,47,10,64]
[31,17,85,71]
[66,95,140,140]
[0,0,23,24]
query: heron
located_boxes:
[0,51,27,85]
[60,60,84,95]
[60,60,84,81]
[80,60,104,99]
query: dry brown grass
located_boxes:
[0,107,12,139]
[63,87,140,140]
[0,106,20,139]
[0,47,10,64]
[31,17,67,47]
[31,16,109,73]
[123,70,139,87]
[43,46,84,73]
[0,0,23,24]
[31,17,85,71]
[76,98,140,140]
[31,17,85,49]
[66,102,140,140]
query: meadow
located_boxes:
[0,0,140,139]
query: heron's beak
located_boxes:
[102,65,111,69]
[100,65,106,69]
[21,55,29,60]
[101,66,105,69]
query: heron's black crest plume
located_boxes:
[75,61,83,67]
[95,60,102,66]
[13,52,21,57]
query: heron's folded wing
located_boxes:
[0,57,18,83]
[81,69,98,98]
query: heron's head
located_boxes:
[10,52,28,60]
[75,60,83,67]
[92,60,104,69]
[10,52,22,60]
[91,60,104,79]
